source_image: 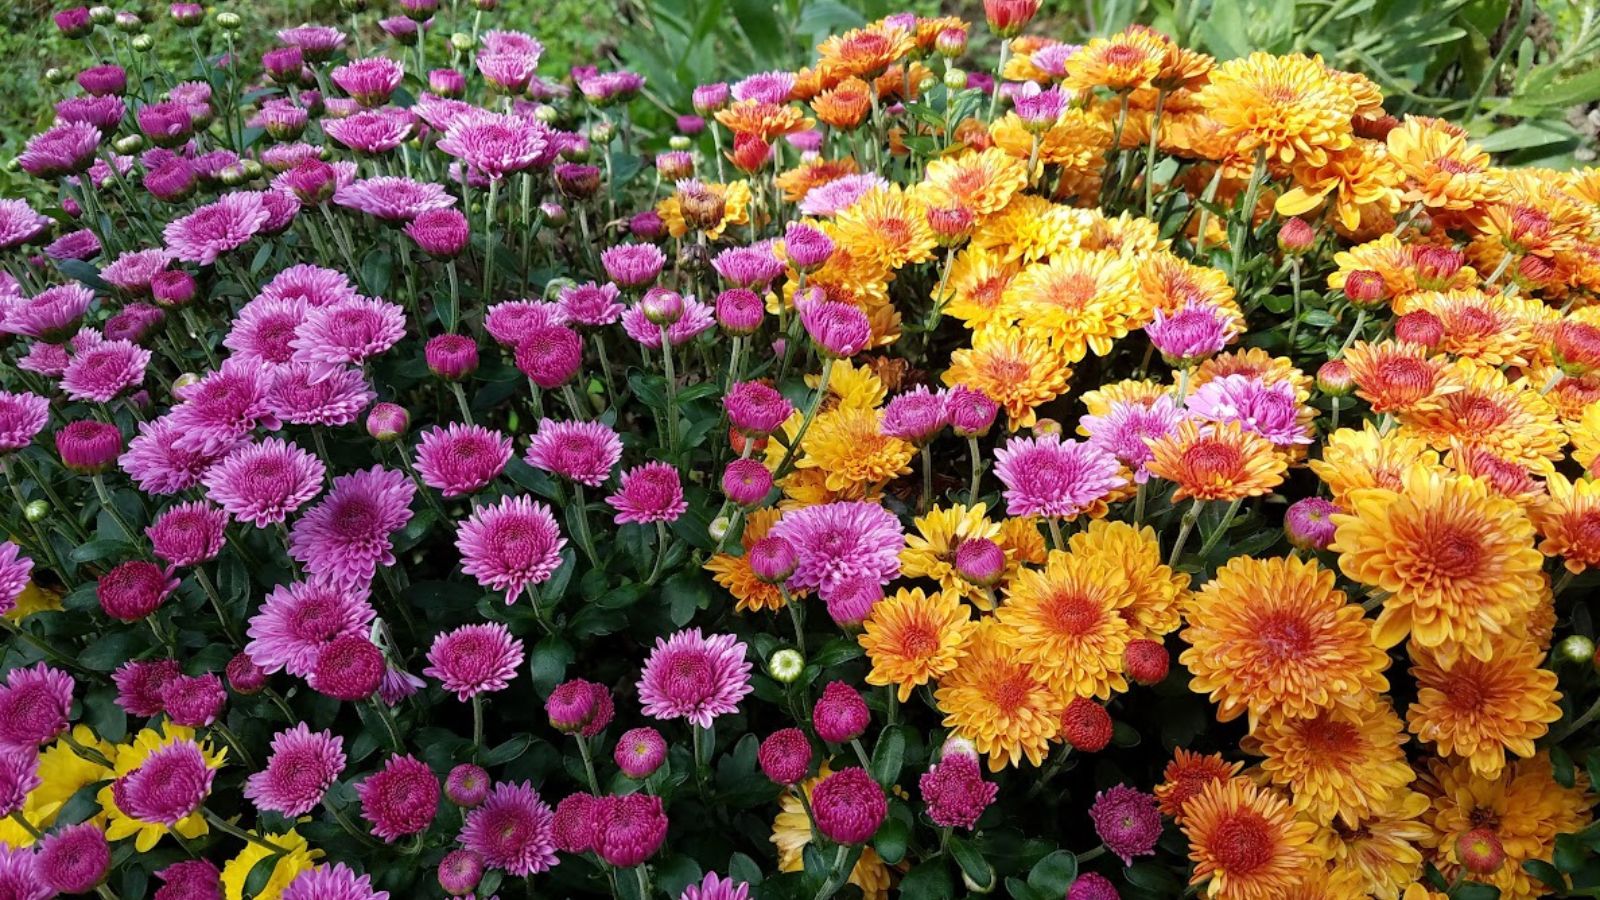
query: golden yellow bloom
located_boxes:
[795,406,916,492]
[1068,519,1189,639]
[831,185,936,270]
[1327,233,1479,299]
[1392,289,1550,368]
[996,549,1133,700]
[971,194,1092,263]
[1145,420,1287,502]
[1078,379,1171,421]
[1247,701,1414,826]
[1002,249,1141,360]
[220,828,321,900]
[1314,790,1433,900]
[816,358,887,410]
[1310,423,1439,505]
[941,246,1021,330]
[920,148,1028,219]
[859,587,976,701]
[1279,868,1372,900]
[943,330,1070,431]
[1385,115,1493,210]
[989,110,1112,174]
[935,619,1062,771]
[1156,750,1245,822]
[1331,466,1545,663]
[1182,555,1389,727]
[817,22,916,82]
[1401,360,1564,475]
[0,725,113,846]
[1573,398,1600,472]
[1079,209,1167,256]
[656,180,753,240]
[1419,753,1594,900]
[1531,472,1600,572]
[1181,778,1320,900]
[1406,634,1561,779]
[1195,52,1357,167]
[714,100,814,142]
[706,508,806,613]
[996,516,1048,572]
[1063,28,1170,93]
[1341,340,1449,414]
[3,579,62,621]
[100,722,225,852]
[900,503,1002,601]
[772,768,892,899]
[1276,140,1403,233]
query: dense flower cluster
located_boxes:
[0,2,1598,900]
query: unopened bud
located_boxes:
[215,10,241,29]
[709,515,731,543]
[668,135,691,151]
[767,649,804,683]
[23,500,49,523]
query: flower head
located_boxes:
[289,466,415,589]
[460,781,557,876]
[456,495,567,603]
[424,623,525,700]
[1090,784,1162,865]
[113,739,215,826]
[1180,778,1319,900]
[357,755,439,843]
[163,192,268,265]
[36,821,110,894]
[524,418,622,487]
[245,724,346,817]
[246,580,375,677]
[203,438,324,527]
[1145,420,1287,502]
[415,423,512,497]
[0,391,49,454]
[919,747,997,830]
[637,628,753,728]
[614,727,667,779]
[594,793,668,867]
[607,461,688,524]
[811,768,885,844]
[0,664,73,748]
[282,863,389,900]
[770,501,904,599]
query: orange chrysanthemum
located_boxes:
[919,148,1029,219]
[1406,634,1561,779]
[810,78,872,130]
[816,23,916,82]
[1341,340,1449,414]
[1002,249,1142,360]
[940,246,1021,330]
[995,550,1133,700]
[1135,251,1242,324]
[1443,442,1546,510]
[1068,519,1190,639]
[1181,778,1319,900]
[1275,140,1403,233]
[935,620,1062,771]
[1145,420,1288,502]
[1327,234,1479,299]
[1063,28,1170,94]
[1181,555,1389,727]
[1080,209,1167,256]
[1194,52,1357,167]
[1384,115,1494,211]
[705,508,805,613]
[989,110,1112,173]
[1308,423,1439,505]
[1392,289,1550,368]
[1313,790,1432,900]
[1248,701,1414,826]
[714,100,815,142]
[831,185,937,270]
[1156,750,1244,821]
[1400,361,1564,475]
[1331,466,1545,663]
[1533,472,1600,571]
[971,194,1089,263]
[943,330,1070,431]
[859,587,975,702]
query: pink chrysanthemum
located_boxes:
[758,728,813,785]
[331,57,405,106]
[425,334,479,380]
[289,466,415,588]
[96,559,177,621]
[153,859,222,900]
[35,821,109,895]
[811,767,886,844]
[0,748,40,819]
[406,208,471,258]
[225,296,309,371]
[621,295,715,348]
[711,241,785,289]
[57,95,127,134]
[258,263,360,307]
[265,364,375,427]
[552,792,599,854]
[1079,395,1183,483]
[1284,496,1340,551]
[1185,373,1312,447]
[121,416,231,496]
[158,673,225,728]
[278,25,347,60]
[0,391,49,453]
[881,386,949,444]
[357,754,439,843]
[545,679,609,734]
[515,324,584,389]
[166,361,279,456]
[681,873,752,900]
[44,228,102,261]
[55,418,121,473]
[111,659,179,717]
[18,122,101,178]
[606,461,687,524]
[768,501,904,597]
[558,281,624,327]
[282,863,389,900]
[100,250,171,297]
[245,580,376,677]
[3,284,95,340]
[614,727,667,779]
[0,663,72,748]
[799,173,888,217]
[203,438,325,526]
[290,297,407,373]
[524,418,622,487]
[245,723,346,817]
[1088,784,1161,865]
[600,243,666,289]
[724,381,795,436]
[993,434,1126,519]
[61,338,150,403]
[460,781,558,876]
[1068,872,1119,900]
[813,681,870,743]
[920,749,997,830]
[333,176,455,222]
[437,109,550,179]
[637,628,752,728]
[411,94,477,133]
[455,495,567,604]
[484,299,568,347]
[1144,301,1236,363]
[800,299,872,358]
[445,764,490,808]
[424,623,524,700]
[378,662,425,707]
[415,423,512,497]
[163,192,269,265]
[593,793,668,868]
[147,501,227,568]
[113,739,214,826]
[436,850,483,896]
[102,303,165,343]
[0,199,51,251]
[0,542,33,616]
[0,846,47,900]
[323,107,414,155]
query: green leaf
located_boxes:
[1026,850,1077,895]
[360,247,393,297]
[80,631,143,671]
[1522,859,1564,892]
[1552,746,1575,789]
[870,725,906,786]
[654,855,704,898]
[69,539,130,563]
[662,570,712,627]
[56,258,111,293]
[873,816,910,865]
[529,634,574,696]
[483,734,533,765]
[809,638,864,669]
[1006,877,1048,900]
[949,836,996,893]
[729,852,763,886]
[1452,884,1500,900]
[243,851,280,898]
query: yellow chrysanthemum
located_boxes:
[1194,52,1357,167]
[919,148,1029,219]
[831,185,937,270]
[1385,115,1494,211]
[0,725,113,846]
[900,503,1002,599]
[971,194,1093,263]
[220,828,321,900]
[1181,555,1389,728]
[1406,634,1561,779]
[813,358,886,410]
[1393,289,1553,368]
[656,180,753,240]
[1308,423,1440,505]
[1400,360,1564,475]
[772,768,892,899]
[995,549,1133,700]
[1080,209,1167,256]
[1340,340,1451,415]
[1078,379,1170,421]
[935,619,1062,771]
[706,508,806,613]
[1067,519,1189,639]
[859,586,976,702]
[943,330,1070,431]
[1327,233,1479,299]
[989,110,1113,176]
[1003,249,1142,360]
[1247,701,1414,826]
[995,516,1048,573]
[1331,466,1545,663]
[1276,140,1403,233]
[1532,472,1600,572]
[1063,28,1171,93]
[100,721,225,852]
[940,246,1021,330]
[1134,251,1241,325]
[1181,778,1320,900]
[3,579,63,621]
[1145,420,1288,502]
[1313,790,1433,900]
[1573,398,1600,472]
[1279,868,1373,900]
[795,406,915,492]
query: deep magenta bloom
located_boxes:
[724,381,795,436]
[0,542,33,616]
[103,303,166,344]
[545,678,607,734]
[288,466,416,588]
[732,70,794,104]
[681,873,751,900]
[1285,496,1340,551]
[947,385,998,438]
[881,386,948,444]
[149,269,197,306]
[712,241,785,289]
[261,46,305,83]
[784,221,835,271]
[96,560,177,622]
[203,438,325,526]
[715,289,764,336]
[0,747,40,819]
[310,636,386,700]
[769,501,904,598]
[1186,374,1312,447]
[1089,784,1162,865]
[265,364,375,427]
[552,792,599,853]
[55,420,122,473]
[600,243,666,289]
[515,324,584,389]
[692,82,730,113]
[406,207,471,259]
[100,249,172,296]
[747,540,795,588]
[524,418,621,487]
[0,200,51,250]
[800,299,872,358]
[245,580,375,677]
[593,794,668,867]
[813,681,870,743]
[163,192,269,265]
[112,659,179,717]
[606,461,687,524]
[993,434,1126,519]
[113,739,214,825]
[461,781,557,876]
[18,122,101,178]
[323,108,414,155]
[630,210,666,240]
[54,6,91,35]
[137,102,195,147]
[919,749,996,829]
[332,57,405,106]
[120,416,228,496]
[558,281,624,327]
[358,755,439,843]
[429,69,467,97]
[484,299,567,347]
[154,860,221,900]
[415,424,512,497]
[4,284,94,340]
[637,628,752,728]
[954,538,1006,588]
[614,727,666,779]
[35,821,110,894]
[225,652,268,695]
[722,459,773,506]
[278,25,347,61]
[56,95,127,133]
[143,160,198,203]
[1079,395,1182,483]
[1145,301,1234,363]
[438,110,550,179]
[283,863,389,900]
[456,495,566,604]
[44,229,101,261]
[811,767,886,844]
[424,623,524,700]
[61,338,151,403]
[425,334,479,380]
[1068,872,1121,900]
[445,764,490,808]
[758,728,812,785]
[160,673,225,727]
[245,724,346,817]
[334,176,456,222]
[290,296,407,372]
[437,850,483,896]
[0,391,48,453]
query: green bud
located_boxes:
[449,32,475,52]
[112,134,144,154]
[918,74,939,94]
[589,122,615,144]
[172,372,200,392]
[113,11,142,33]
[767,649,804,683]
[215,11,241,29]
[241,159,264,179]
[709,515,731,543]
[89,6,113,25]
[23,500,49,523]
[532,104,559,124]
[130,33,153,51]
[668,135,691,151]
[44,68,69,85]
[943,68,967,91]
[219,163,249,186]
[1556,634,1597,668]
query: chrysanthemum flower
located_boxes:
[1069,519,1189,640]
[455,495,566,604]
[934,620,1061,771]
[281,863,388,900]
[996,550,1132,699]
[224,297,309,371]
[165,362,278,456]
[0,542,32,617]
[3,284,95,340]
[1248,700,1413,827]
[163,191,269,265]
[899,503,1004,600]
[146,501,226,569]
[265,364,376,427]
[621,295,717,349]
[858,587,974,702]
[259,263,361,307]
[704,509,802,614]
[437,109,550,179]
[0,199,51,251]
[1401,361,1562,476]
[1181,777,1319,900]
[1331,466,1544,662]
[637,628,752,727]
[521,418,621,488]
[1532,472,1600,571]
[414,424,512,498]
[792,406,915,493]
[1384,116,1492,211]
[1155,748,1244,822]
[770,768,894,896]
[1405,634,1561,779]
[1003,249,1140,361]
[245,580,375,677]
[770,501,904,598]
[1146,420,1287,502]
[1079,393,1182,482]
[333,176,456,222]
[1089,783,1163,865]
[424,623,525,701]
[357,754,439,843]
[289,466,415,588]
[202,438,325,527]
[1181,555,1389,727]
[593,793,669,867]
[460,781,557,876]
[944,330,1070,431]
[830,185,936,270]
[1308,423,1437,505]
[1195,52,1356,166]
[245,724,346,817]
[1186,374,1313,448]
[59,336,147,404]
[0,663,73,748]
[290,297,407,373]
[112,739,216,826]
[994,433,1125,519]
[323,107,415,155]
[331,56,404,106]
[605,461,687,524]
[0,390,48,453]
[920,148,1029,219]
[1309,789,1432,900]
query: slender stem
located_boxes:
[919,445,933,513]
[8,810,43,840]
[472,693,485,758]
[1046,517,1065,550]
[645,521,671,586]
[774,359,835,480]
[1553,693,1600,742]
[370,698,406,753]
[203,809,290,855]
[450,382,475,425]
[192,565,240,645]
[575,734,601,793]
[1338,308,1370,354]
[850,738,872,770]
[1286,258,1303,352]
[211,720,257,770]
[324,798,380,849]
[635,864,653,900]
[986,40,1010,121]
[784,588,805,653]
[61,731,114,768]
[1076,844,1106,864]
[1229,148,1269,280]
[570,484,600,567]
[966,435,983,504]
[1166,499,1203,568]
[482,178,500,301]
[1195,497,1244,560]
[92,474,143,549]
[659,325,679,455]
[1144,89,1168,215]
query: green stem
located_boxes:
[1195,497,1244,561]
[482,178,500,302]
[203,809,289,855]
[371,698,406,753]
[967,436,983,504]
[1144,89,1168,216]
[659,326,679,455]
[472,693,485,758]
[1166,499,1203,568]
[784,589,806,654]
[575,734,601,793]
[774,359,836,480]
[450,381,475,425]
[570,484,600,568]
[192,565,240,645]
[645,521,671,586]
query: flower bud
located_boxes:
[130,33,153,51]
[113,11,142,32]
[45,67,69,85]
[1555,634,1596,668]
[450,32,475,51]
[943,67,968,91]
[1457,828,1505,875]
[640,288,684,326]
[1284,497,1339,551]
[708,515,731,543]
[215,10,240,29]
[589,121,615,144]
[668,135,691,151]
[767,648,804,683]
[170,3,204,26]
[1316,359,1353,397]
[1394,310,1443,348]
[1033,418,1062,437]
[1277,217,1314,254]
[366,402,410,442]
[112,134,143,154]
[23,500,49,523]
[89,6,113,25]
[1343,269,1387,308]
[935,27,967,58]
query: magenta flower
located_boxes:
[758,728,812,785]
[524,418,622,487]
[1079,394,1183,483]
[100,248,172,296]
[120,416,227,496]
[919,747,996,830]
[55,419,122,473]
[993,434,1126,519]
[637,628,752,728]
[102,303,165,343]
[621,295,716,348]
[800,299,872,358]
[136,101,194,147]
[358,754,439,843]
[593,793,668,867]
[0,391,49,453]
[1068,873,1120,900]
[406,207,471,259]
[223,295,311,369]
[722,459,773,506]
[769,501,904,598]
[154,860,222,900]
[600,243,666,289]
[265,364,376,427]
[425,334,479,380]
[415,423,513,497]
[545,679,611,734]
[0,748,40,819]
[732,70,794,104]
[445,764,490,808]
[44,229,101,261]
[57,95,126,134]
[558,281,624,327]
[245,723,346,817]
[456,495,567,604]
[424,623,524,700]
[1185,373,1312,447]
[515,324,583,389]
[484,299,567,347]
[226,652,268,695]
[61,338,150,403]
[0,200,51,251]
[331,57,405,106]
[378,661,425,707]
[1285,496,1340,551]
[0,664,71,748]
[35,822,110,895]
[1144,301,1236,363]
[160,673,225,727]
[203,438,325,526]
[290,296,407,373]
[681,873,752,900]
[460,781,557,876]
[711,241,784,289]
[438,109,550,179]
[96,560,177,622]
[552,792,600,853]
[283,863,389,900]
[278,25,347,60]
[3,284,95,340]
[334,176,456,222]
[18,122,101,178]
[606,461,687,524]
[163,192,269,265]
[323,107,415,155]
[811,767,886,844]
[112,659,179,717]
[260,263,361,307]
[113,739,214,826]
[412,94,477,133]
[614,727,667,779]
[881,386,948,444]
[289,466,415,589]
[245,580,376,677]
[309,635,385,700]
[1089,784,1162,865]
[167,361,278,455]
[724,381,795,436]
[0,542,33,616]
[813,681,870,743]
[715,288,764,335]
